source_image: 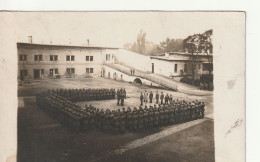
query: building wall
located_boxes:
[151,59,203,79]
[18,45,118,79]
[116,49,152,72]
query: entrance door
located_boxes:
[152,63,154,73]
[34,69,40,79]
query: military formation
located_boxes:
[36,88,205,133]
[53,88,116,102]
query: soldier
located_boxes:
[160,92,164,105]
[153,105,159,127]
[165,93,169,105]
[201,102,205,118]
[143,108,149,129]
[140,92,144,106]
[169,94,173,103]
[149,91,153,103]
[121,91,125,106]
[126,107,132,131]
[138,107,144,130]
[144,92,148,104]
[155,91,159,104]
[117,89,120,106]
[148,106,154,128]
[132,107,138,131]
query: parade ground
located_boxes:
[18,77,214,162]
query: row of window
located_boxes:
[19,54,95,62]
[20,68,94,76]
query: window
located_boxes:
[66,68,71,74]
[34,55,38,61]
[66,68,75,75]
[174,64,178,73]
[106,54,110,61]
[24,55,27,61]
[20,70,28,76]
[50,69,54,75]
[90,56,93,61]
[39,55,43,61]
[90,68,94,73]
[86,68,93,74]
[19,55,27,61]
[184,64,187,72]
[66,55,70,61]
[71,55,75,61]
[34,55,43,61]
[40,69,44,75]
[71,68,75,74]
[54,55,58,61]
[86,56,89,61]
[66,55,75,61]
[50,55,58,61]
[50,69,58,75]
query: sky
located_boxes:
[11,12,217,48]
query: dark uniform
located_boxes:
[117,89,120,106]
[140,93,144,106]
[155,92,159,104]
[149,91,153,103]
[160,92,164,105]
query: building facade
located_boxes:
[17,43,118,80]
[17,41,213,82]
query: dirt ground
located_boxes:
[18,77,214,162]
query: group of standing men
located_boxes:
[140,90,173,106]
[117,88,126,106]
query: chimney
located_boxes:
[87,39,90,46]
[28,36,32,43]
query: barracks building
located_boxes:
[17,37,212,82]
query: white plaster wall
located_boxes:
[116,49,152,72]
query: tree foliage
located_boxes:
[182,29,213,54]
[124,30,183,56]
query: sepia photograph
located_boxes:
[0,11,245,162]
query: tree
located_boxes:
[136,30,146,54]
[182,29,213,85]
[124,34,184,56]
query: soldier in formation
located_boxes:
[36,89,205,133]
[54,88,116,102]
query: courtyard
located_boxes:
[18,77,214,162]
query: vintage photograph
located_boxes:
[17,12,216,162]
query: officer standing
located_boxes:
[165,93,169,105]
[144,92,148,104]
[121,90,125,106]
[149,91,153,103]
[160,92,164,104]
[155,91,159,104]
[140,92,144,106]
[117,89,120,106]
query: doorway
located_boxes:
[34,69,44,79]
[152,63,154,73]
[33,69,40,79]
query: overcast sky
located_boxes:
[12,12,217,48]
